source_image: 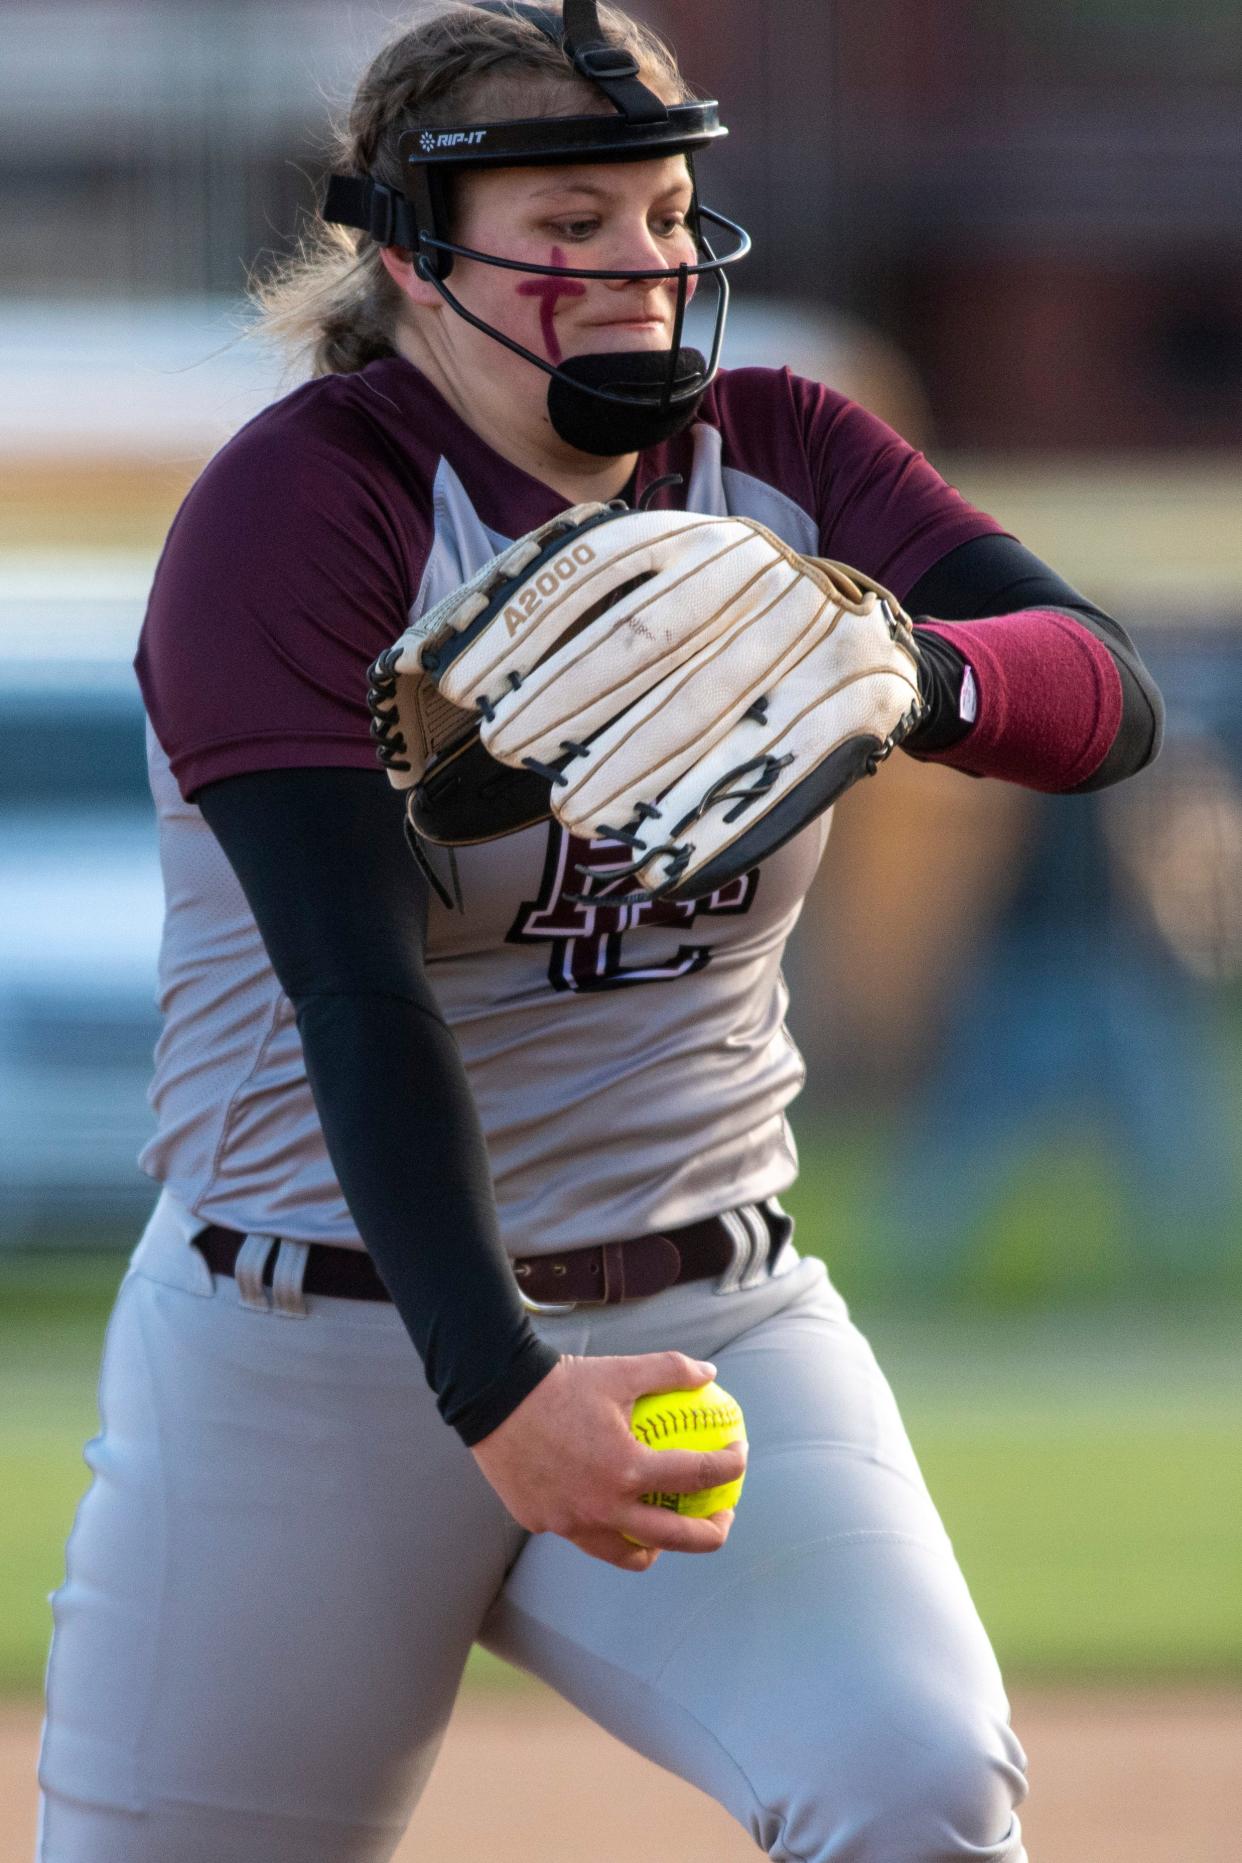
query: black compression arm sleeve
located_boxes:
[903,532,1164,788]
[196,767,560,1446]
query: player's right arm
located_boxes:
[138,402,738,1568]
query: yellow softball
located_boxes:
[630,1380,748,1518]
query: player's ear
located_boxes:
[378,245,442,310]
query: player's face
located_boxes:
[450,154,698,367]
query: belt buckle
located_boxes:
[514,1261,578,1316]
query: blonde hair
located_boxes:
[252,2,691,377]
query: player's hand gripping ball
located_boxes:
[630,1381,747,1521]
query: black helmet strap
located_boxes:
[473,0,671,124]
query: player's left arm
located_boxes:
[898,531,1164,792]
[783,376,1162,795]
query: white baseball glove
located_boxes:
[368,502,925,902]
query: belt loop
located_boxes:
[713,1208,753,1295]
[270,1240,311,1318]
[600,1240,626,1303]
[763,1196,797,1275]
[738,1203,772,1288]
[714,1204,777,1294]
[234,1233,277,1311]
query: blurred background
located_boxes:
[1,3,1239,1858]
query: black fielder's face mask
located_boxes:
[549,350,712,455]
[321,0,751,457]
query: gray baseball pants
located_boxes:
[36,1191,1028,1861]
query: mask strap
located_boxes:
[559,0,670,123]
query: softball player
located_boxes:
[38,4,1162,1859]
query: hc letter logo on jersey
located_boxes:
[508,826,757,993]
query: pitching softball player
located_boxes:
[38,4,1163,1859]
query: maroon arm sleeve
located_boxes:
[915,611,1123,790]
[901,533,1162,791]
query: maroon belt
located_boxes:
[193,1206,785,1309]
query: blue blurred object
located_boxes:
[0,664,162,1241]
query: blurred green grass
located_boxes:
[2,1191,1240,1699]
[781,1112,1242,1309]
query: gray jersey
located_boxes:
[135,360,1001,1251]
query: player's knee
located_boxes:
[876,1709,1027,1860]
[776,1702,1027,1862]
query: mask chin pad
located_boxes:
[546,347,708,454]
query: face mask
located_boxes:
[546,345,711,454]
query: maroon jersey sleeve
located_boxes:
[786,373,1006,601]
[136,382,427,800]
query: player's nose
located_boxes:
[599,218,696,294]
